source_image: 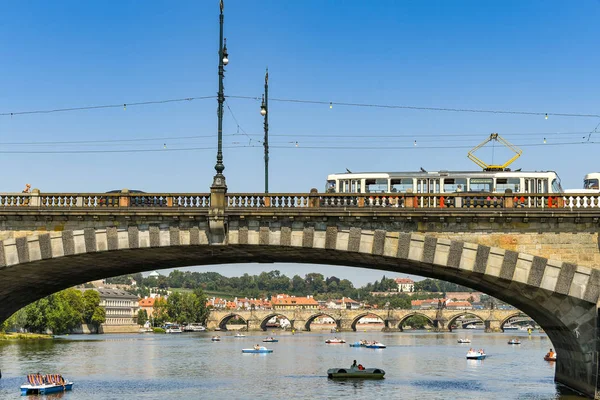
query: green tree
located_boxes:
[192,288,210,324]
[46,289,84,334]
[83,290,105,331]
[137,309,149,325]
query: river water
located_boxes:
[0,330,586,399]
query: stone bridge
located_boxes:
[0,188,599,397]
[206,308,521,332]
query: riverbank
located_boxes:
[0,332,54,340]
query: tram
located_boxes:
[325,170,563,195]
[564,172,600,193]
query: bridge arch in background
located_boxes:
[217,313,248,330]
[349,312,387,332]
[397,312,435,331]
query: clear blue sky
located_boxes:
[2,1,599,286]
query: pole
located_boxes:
[213,0,226,188]
[263,68,269,193]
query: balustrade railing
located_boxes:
[0,191,599,210]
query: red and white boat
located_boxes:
[325,338,346,344]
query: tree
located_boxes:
[49,289,84,334]
[137,309,149,325]
[83,290,105,331]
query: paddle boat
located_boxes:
[544,349,557,361]
[234,333,246,338]
[349,342,363,347]
[327,367,385,379]
[242,346,273,354]
[263,337,278,342]
[325,338,346,344]
[508,338,521,345]
[365,341,386,349]
[457,338,471,344]
[211,335,221,341]
[21,374,74,395]
[466,349,486,360]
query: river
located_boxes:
[0,330,586,399]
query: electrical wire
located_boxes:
[0,96,216,116]
[226,95,600,119]
[224,99,259,145]
[2,93,599,119]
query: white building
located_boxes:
[395,278,414,292]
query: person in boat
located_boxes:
[254,344,260,350]
[357,364,365,371]
[351,360,358,371]
[547,348,555,358]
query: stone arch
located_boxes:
[499,312,528,330]
[302,312,338,332]
[259,313,292,331]
[446,312,486,332]
[349,312,386,332]
[397,312,435,331]
[0,224,598,397]
[217,313,248,331]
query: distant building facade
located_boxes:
[395,278,414,292]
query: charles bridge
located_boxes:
[206,307,522,332]
[0,188,600,397]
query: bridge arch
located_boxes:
[258,313,292,331]
[301,312,339,332]
[499,312,528,330]
[397,312,435,331]
[217,313,248,331]
[446,312,486,332]
[349,312,387,332]
[0,223,597,397]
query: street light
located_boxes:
[260,69,269,193]
[212,0,228,189]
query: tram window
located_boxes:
[469,178,493,192]
[390,178,413,193]
[326,180,336,193]
[496,178,520,193]
[584,179,599,190]
[552,179,563,193]
[443,178,467,192]
[366,179,388,193]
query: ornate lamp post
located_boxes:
[212,0,228,189]
[260,69,269,193]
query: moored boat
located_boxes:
[466,350,486,360]
[20,374,74,395]
[263,337,278,342]
[183,323,206,332]
[242,346,273,354]
[164,323,182,333]
[234,333,246,338]
[211,335,221,341]
[325,338,346,344]
[457,338,471,344]
[508,339,521,345]
[327,367,385,379]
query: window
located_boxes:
[584,179,599,190]
[390,178,413,193]
[496,178,520,193]
[443,178,467,193]
[469,178,493,192]
[551,179,562,193]
[365,179,388,193]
